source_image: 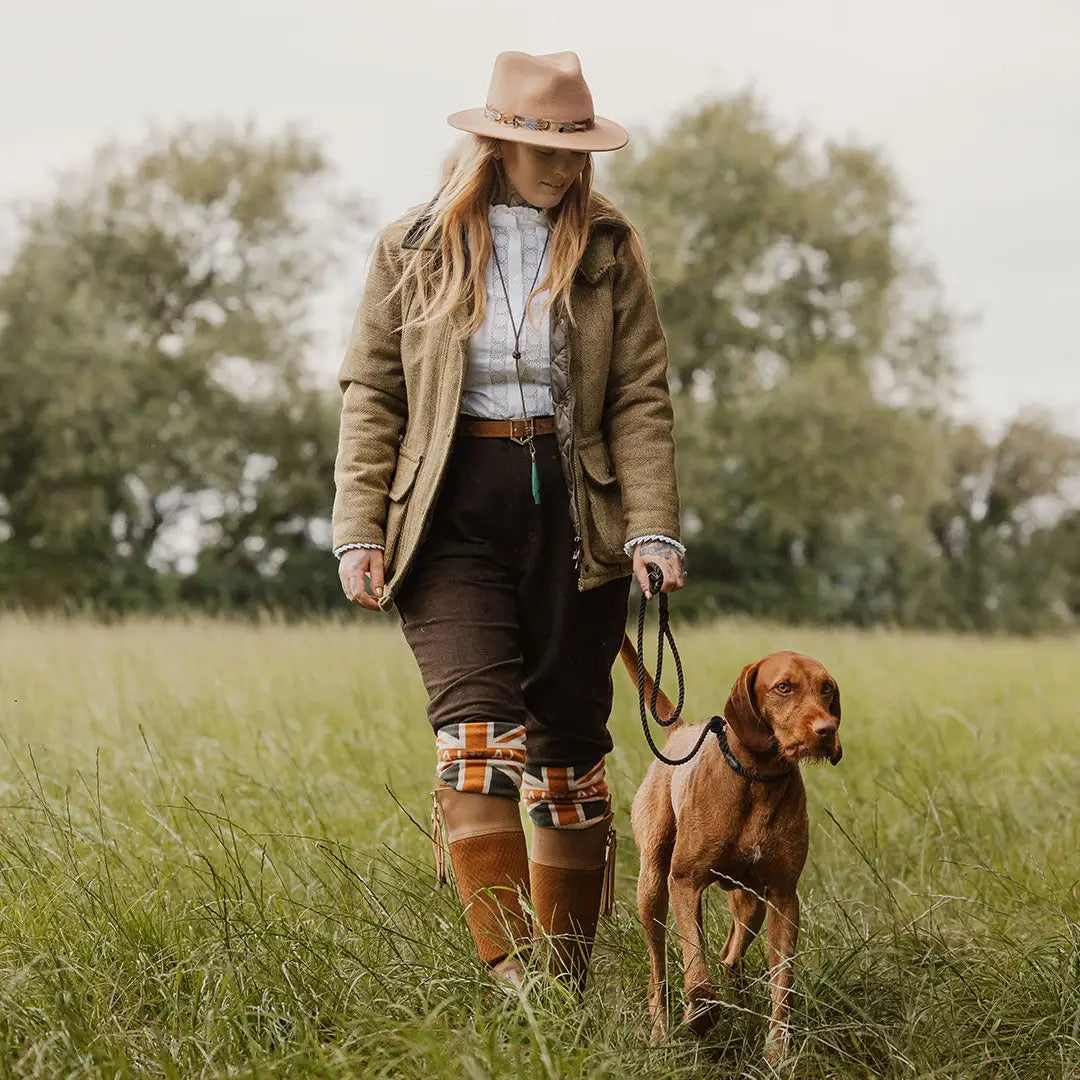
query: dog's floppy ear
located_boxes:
[828,680,841,724]
[826,677,842,765]
[723,660,775,754]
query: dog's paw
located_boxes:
[649,1015,669,1045]
[763,1022,791,1065]
[682,984,722,1037]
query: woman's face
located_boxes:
[498,141,588,208]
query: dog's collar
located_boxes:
[708,718,793,783]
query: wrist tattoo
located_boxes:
[638,540,677,559]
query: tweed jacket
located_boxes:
[331,195,681,610]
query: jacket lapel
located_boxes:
[575,228,617,283]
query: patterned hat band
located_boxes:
[483,104,595,134]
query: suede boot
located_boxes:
[433,784,531,985]
[529,812,614,993]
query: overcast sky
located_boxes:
[4,0,1078,434]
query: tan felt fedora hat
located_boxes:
[448,51,629,153]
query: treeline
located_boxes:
[1,105,1077,631]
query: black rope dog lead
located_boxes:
[636,568,792,780]
[636,564,722,767]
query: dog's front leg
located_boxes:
[764,887,799,1062]
[668,860,719,1036]
[720,887,766,988]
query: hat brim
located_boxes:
[447,108,629,152]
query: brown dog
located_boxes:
[622,637,842,1060]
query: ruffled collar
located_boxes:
[488,202,551,229]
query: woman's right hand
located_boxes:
[338,548,385,610]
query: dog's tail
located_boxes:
[618,633,681,725]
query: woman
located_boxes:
[331,50,685,993]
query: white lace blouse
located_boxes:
[333,202,684,561]
[461,203,554,419]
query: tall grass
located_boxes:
[0,611,1077,1078]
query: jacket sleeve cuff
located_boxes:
[623,534,686,558]
[333,542,385,560]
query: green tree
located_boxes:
[0,120,365,612]
[926,411,1080,631]
[606,91,956,406]
[674,358,951,624]
[604,91,960,624]
[1047,509,1080,621]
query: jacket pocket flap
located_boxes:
[578,440,618,486]
[388,444,423,502]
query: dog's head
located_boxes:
[723,651,842,765]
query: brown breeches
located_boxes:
[394,427,631,774]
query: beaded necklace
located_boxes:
[489,222,552,505]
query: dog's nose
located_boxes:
[813,718,842,765]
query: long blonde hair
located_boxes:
[387,133,648,337]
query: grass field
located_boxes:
[0,611,1077,1079]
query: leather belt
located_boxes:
[458,416,556,439]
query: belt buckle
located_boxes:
[509,417,534,445]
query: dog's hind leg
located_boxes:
[668,849,721,1037]
[637,838,672,1044]
[632,769,676,1044]
[719,887,765,987]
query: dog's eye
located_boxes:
[822,682,834,697]
[775,682,792,694]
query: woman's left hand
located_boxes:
[632,539,686,599]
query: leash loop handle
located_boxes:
[636,564,714,767]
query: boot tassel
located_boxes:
[431,789,448,888]
[600,824,617,917]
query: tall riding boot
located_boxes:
[434,784,532,985]
[529,812,614,994]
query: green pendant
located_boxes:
[531,457,541,505]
